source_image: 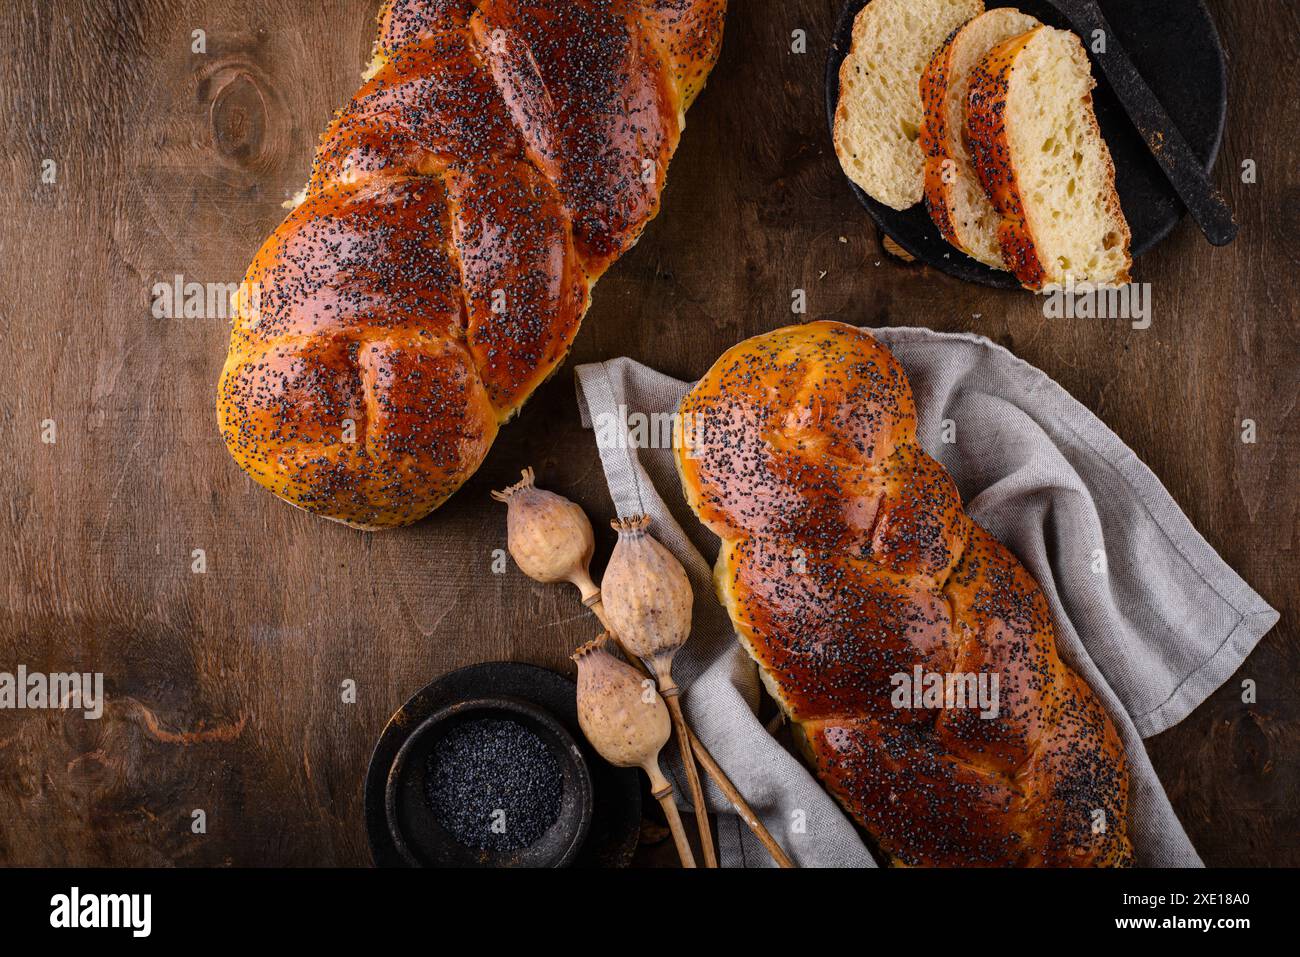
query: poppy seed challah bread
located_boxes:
[674,321,1133,866]
[966,25,1131,289]
[833,0,983,211]
[217,0,727,528]
[920,8,1041,267]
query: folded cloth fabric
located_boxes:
[575,326,1278,868]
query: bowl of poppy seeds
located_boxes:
[384,696,593,867]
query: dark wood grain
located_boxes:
[0,0,1295,867]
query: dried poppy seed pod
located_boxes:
[573,635,669,770]
[600,516,694,683]
[572,635,696,868]
[599,516,718,866]
[491,468,600,603]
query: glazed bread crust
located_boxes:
[674,321,1133,866]
[218,0,726,528]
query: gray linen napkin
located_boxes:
[574,326,1278,868]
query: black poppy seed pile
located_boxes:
[425,718,563,852]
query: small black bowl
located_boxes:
[366,662,640,867]
[384,696,593,868]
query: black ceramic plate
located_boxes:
[365,662,641,868]
[825,0,1228,288]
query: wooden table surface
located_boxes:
[0,0,1295,867]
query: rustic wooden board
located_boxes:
[0,0,1294,866]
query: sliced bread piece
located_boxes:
[966,26,1132,289]
[834,0,984,211]
[920,7,1041,267]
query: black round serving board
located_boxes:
[825,0,1228,288]
[365,661,642,868]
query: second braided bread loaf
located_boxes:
[674,321,1133,866]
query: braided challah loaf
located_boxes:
[674,321,1132,866]
[218,0,727,528]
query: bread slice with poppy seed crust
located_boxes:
[966,26,1131,289]
[920,8,1041,268]
[834,0,984,211]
